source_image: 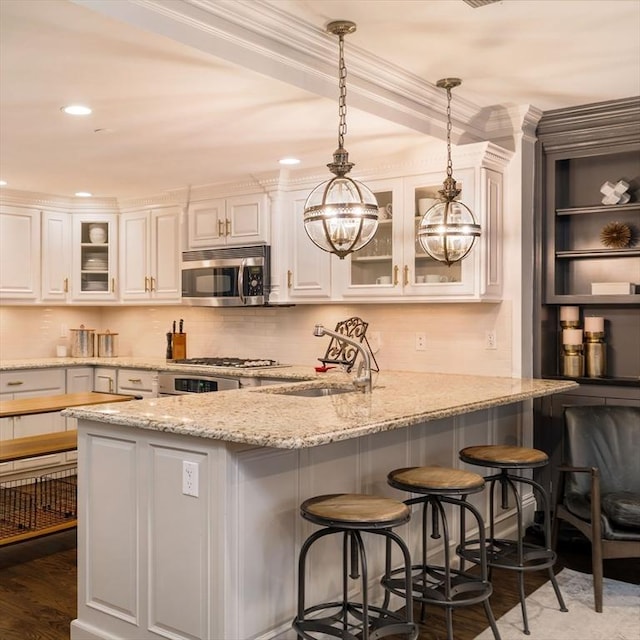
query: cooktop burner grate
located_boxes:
[173,357,281,368]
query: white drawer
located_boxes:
[117,369,157,394]
[0,368,66,395]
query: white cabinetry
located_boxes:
[0,368,66,475]
[94,367,117,394]
[0,205,40,300]
[71,214,118,301]
[65,367,93,463]
[117,368,158,398]
[187,193,269,248]
[280,190,332,301]
[119,206,181,302]
[41,210,71,301]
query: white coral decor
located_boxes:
[600,179,630,205]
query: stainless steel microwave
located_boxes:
[181,245,270,307]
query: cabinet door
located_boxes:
[0,206,40,300]
[94,368,117,394]
[187,199,226,248]
[150,207,181,300]
[284,190,332,301]
[65,367,93,462]
[41,210,72,301]
[119,211,150,300]
[226,193,269,244]
[71,214,118,301]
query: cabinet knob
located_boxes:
[63,277,69,293]
[150,276,156,292]
[403,265,409,286]
[393,265,399,286]
[218,220,225,236]
[111,278,115,293]
[144,276,150,292]
[287,270,292,289]
[225,219,231,236]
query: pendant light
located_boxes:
[303,21,378,260]
[418,78,480,266]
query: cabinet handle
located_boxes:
[128,378,142,384]
[403,265,409,286]
[6,380,24,386]
[225,219,231,236]
[109,379,114,393]
[393,265,399,286]
[218,220,225,236]
[111,278,115,293]
[63,277,69,293]
[144,276,150,292]
[150,276,156,291]
[287,270,292,289]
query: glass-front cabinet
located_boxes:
[71,214,118,301]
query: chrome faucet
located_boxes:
[313,324,372,393]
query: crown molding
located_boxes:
[74,0,515,144]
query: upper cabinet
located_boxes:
[187,193,269,249]
[41,210,71,301]
[276,142,509,304]
[119,206,181,302]
[0,205,40,300]
[71,214,119,301]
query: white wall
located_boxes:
[0,302,513,376]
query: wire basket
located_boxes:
[0,468,77,541]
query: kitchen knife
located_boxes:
[172,320,176,334]
[179,319,184,333]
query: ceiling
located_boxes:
[1,0,639,200]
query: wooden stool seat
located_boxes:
[388,466,485,494]
[301,493,410,528]
[460,444,548,469]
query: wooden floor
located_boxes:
[0,527,638,640]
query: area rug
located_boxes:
[474,568,640,640]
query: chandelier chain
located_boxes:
[337,33,348,149]
[445,86,453,179]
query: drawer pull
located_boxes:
[128,378,142,384]
[6,381,24,386]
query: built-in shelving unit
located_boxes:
[533,96,640,492]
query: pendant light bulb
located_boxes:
[303,21,379,260]
[418,78,480,266]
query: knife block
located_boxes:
[172,333,187,360]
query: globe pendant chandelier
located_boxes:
[303,21,378,260]
[418,78,481,266]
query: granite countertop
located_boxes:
[62,371,579,449]
[0,357,315,381]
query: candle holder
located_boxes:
[584,330,606,378]
[560,320,580,329]
[561,344,584,377]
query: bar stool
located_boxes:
[383,466,501,640]
[292,493,419,640]
[459,445,568,635]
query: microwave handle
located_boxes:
[238,258,247,304]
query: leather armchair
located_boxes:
[552,405,640,612]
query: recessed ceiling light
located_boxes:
[279,157,301,166]
[75,191,92,197]
[0,180,7,186]
[61,105,92,116]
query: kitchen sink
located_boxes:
[273,386,356,398]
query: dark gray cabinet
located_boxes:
[533,97,640,491]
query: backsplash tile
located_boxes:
[0,303,513,376]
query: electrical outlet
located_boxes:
[182,460,199,497]
[485,330,497,350]
[415,332,427,351]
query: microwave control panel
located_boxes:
[246,266,264,296]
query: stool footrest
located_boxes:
[383,565,493,608]
[293,601,418,640]
[460,538,557,571]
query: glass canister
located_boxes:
[70,325,95,357]
[97,330,118,357]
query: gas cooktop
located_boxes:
[172,357,283,369]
